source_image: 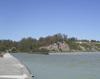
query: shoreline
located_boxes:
[49,52,100,55]
[0,53,32,79]
[11,52,100,55]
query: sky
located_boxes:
[0,0,100,41]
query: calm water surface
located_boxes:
[12,52,100,79]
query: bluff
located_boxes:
[39,41,100,52]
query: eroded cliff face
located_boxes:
[40,42,70,52]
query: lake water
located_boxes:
[12,52,100,79]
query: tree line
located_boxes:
[0,33,99,53]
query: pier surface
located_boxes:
[0,53,32,79]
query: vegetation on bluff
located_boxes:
[0,33,100,53]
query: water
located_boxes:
[12,52,100,79]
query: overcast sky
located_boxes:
[0,0,100,41]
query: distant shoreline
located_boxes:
[49,52,100,55]
[11,52,100,55]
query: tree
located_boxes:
[68,37,77,41]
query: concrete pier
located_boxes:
[0,53,32,79]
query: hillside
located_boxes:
[40,41,100,52]
[0,33,100,53]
